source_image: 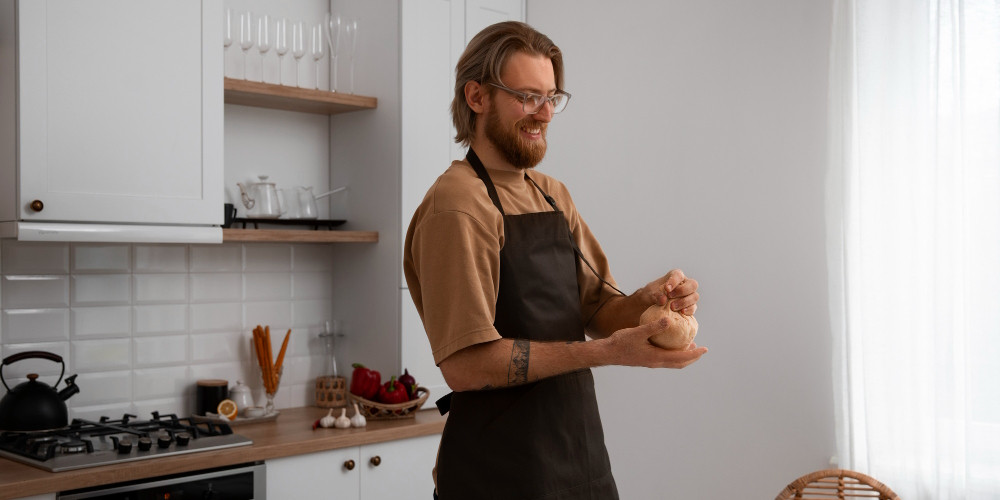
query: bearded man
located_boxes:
[403,21,707,500]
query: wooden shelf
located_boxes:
[222,228,378,243]
[224,78,377,114]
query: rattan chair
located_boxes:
[775,469,900,500]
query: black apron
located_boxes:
[435,150,619,500]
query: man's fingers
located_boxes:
[668,277,698,298]
[663,269,687,293]
[670,292,699,311]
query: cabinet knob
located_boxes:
[343,459,355,470]
[29,200,44,212]
[370,455,382,467]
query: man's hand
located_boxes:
[604,318,707,368]
[640,269,699,316]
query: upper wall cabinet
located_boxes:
[1,0,223,227]
[399,0,524,287]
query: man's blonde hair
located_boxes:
[451,21,564,147]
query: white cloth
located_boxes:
[827,1,1000,498]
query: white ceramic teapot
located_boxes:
[236,176,284,219]
[229,380,255,416]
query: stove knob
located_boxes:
[138,437,152,451]
[175,432,191,446]
[157,434,172,448]
[117,437,133,454]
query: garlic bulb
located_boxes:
[334,408,351,428]
[350,403,367,428]
[319,409,336,429]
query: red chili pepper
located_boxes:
[350,363,382,400]
[376,376,409,405]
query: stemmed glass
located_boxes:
[325,13,342,92]
[239,12,254,80]
[345,19,359,94]
[310,24,326,90]
[274,18,289,86]
[256,15,271,83]
[224,9,234,52]
[292,21,306,88]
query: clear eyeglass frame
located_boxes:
[487,82,572,114]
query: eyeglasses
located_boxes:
[488,82,572,114]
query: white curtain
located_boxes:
[827,0,1000,498]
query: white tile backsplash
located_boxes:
[190,302,242,332]
[190,244,242,273]
[72,338,131,371]
[134,245,188,272]
[190,273,242,302]
[1,241,333,416]
[72,245,131,273]
[72,306,131,338]
[134,304,188,334]
[2,276,70,308]
[2,241,69,274]
[2,308,70,343]
[292,272,333,299]
[292,300,332,328]
[243,301,292,331]
[72,274,131,305]
[244,273,291,301]
[73,370,132,406]
[134,274,188,303]
[245,245,291,272]
[292,245,334,271]
[134,335,189,366]
[133,366,191,400]
[191,331,243,363]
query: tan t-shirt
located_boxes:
[403,159,621,365]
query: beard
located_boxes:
[484,107,547,169]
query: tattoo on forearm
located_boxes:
[508,339,530,385]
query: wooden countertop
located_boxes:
[0,407,446,499]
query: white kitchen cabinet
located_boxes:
[1,0,223,226]
[398,0,524,407]
[400,0,525,287]
[266,434,440,499]
[267,445,360,499]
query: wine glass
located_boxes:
[311,24,326,90]
[239,12,254,80]
[274,18,289,85]
[224,8,234,51]
[325,13,342,92]
[256,15,271,83]
[292,21,306,88]
[345,18,359,94]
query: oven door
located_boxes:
[57,463,265,499]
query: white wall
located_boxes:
[527,1,836,497]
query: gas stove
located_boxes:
[0,412,252,472]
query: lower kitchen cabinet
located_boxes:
[266,433,440,499]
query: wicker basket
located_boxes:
[347,387,429,420]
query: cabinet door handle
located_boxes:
[370,455,381,467]
[30,200,44,212]
[343,459,355,470]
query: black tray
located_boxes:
[224,218,347,230]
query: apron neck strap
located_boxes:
[466,148,506,216]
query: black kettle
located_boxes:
[0,351,80,432]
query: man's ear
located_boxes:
[465,80,489,114]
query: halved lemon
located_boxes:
[217,399,238,421]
